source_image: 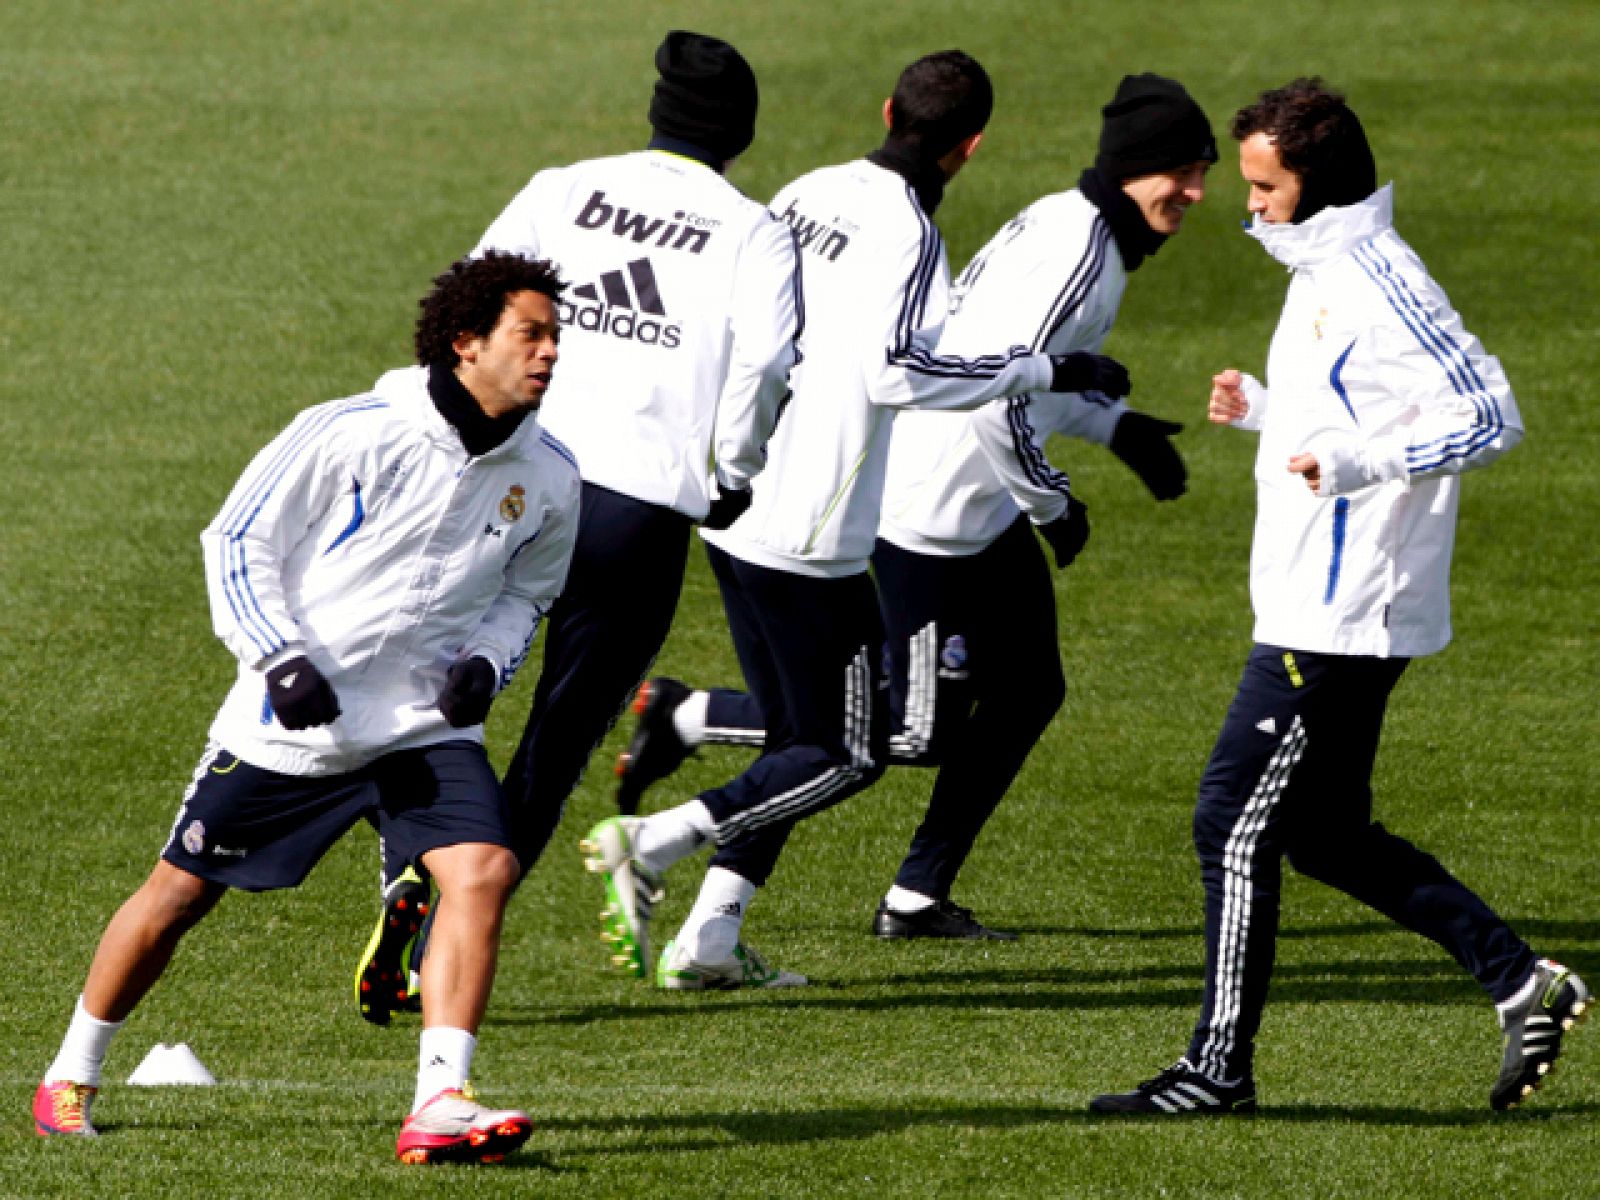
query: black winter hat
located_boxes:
[1095,73,1217,181]
[648,31,758,162]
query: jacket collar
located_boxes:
[374,366,542,461]
[1247,183,1394,270]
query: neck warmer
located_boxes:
[647,133,725,172]
[1078,166,1167,272]
[867,135,947,215]
[428,363,530,457]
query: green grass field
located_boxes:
[3,1,1596,1196]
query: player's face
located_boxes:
[1239,132,1302,224]
[455,290,561,417]
[1121,161,1209,235]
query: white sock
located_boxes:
[634,800,715,873]
[885,885,936,914]
[671,690,709,746]
[1496,966,1541,1026]
[45,996,123,1088]
[678,867,757,964]
[413,1026,476,1113]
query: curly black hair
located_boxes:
[414,252,566,369]
[1231,77,1375,220]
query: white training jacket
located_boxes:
[202,366,581,776]
[703,158,1055,578]
[474,150,801,518]
[1226,185,1522,658]
[880,187,1131,556]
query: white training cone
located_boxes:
[127,1042,217,1086]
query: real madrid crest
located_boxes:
[1313,307,1329,342]
[499,484,527,522]
[938,633,970,680]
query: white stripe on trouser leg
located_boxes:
[1204,718,1306,1081]
[1196,716,1307,1082]
[717,648,876,840]
[703,723,767,747]
[889,621,938,760]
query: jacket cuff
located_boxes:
[254,643,306,673]
[1316,434,1409,496]
[1234,375,1267,432]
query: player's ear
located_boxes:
[452,330,483,366]
[881,97,894,131]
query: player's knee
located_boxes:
[144,863,224,933]
[427,843,521,907]
[1191,792,1235,858]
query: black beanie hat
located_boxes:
[648,31,758,162]
[1095,73,1217,181]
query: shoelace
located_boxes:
[52,1084,93,1129]
[1135,1064,1193,1096]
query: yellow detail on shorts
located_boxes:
[1282,652,1304,688]
[211,756,240,775]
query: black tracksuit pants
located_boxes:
[1186,643,1536,1082]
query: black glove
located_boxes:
[265,655,341,730]
[437,656,497,728]
[1049,352,1130,399]
[702,484,753,531]
[1110,411,1188,500]
[1037,501,1090,569]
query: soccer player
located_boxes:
[617,75,1216,947]
[1090,78,1588,1116]
[353,30,802,1021]
[582,50,1131,988]
[33,253,579,1164]
[617,74,1215,941]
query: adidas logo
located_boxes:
[559,258,683,349]
[713,902,743,918]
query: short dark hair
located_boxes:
[887,50,994,157]
[1231,77,1376,220]
[414,252,566,369]
[1231,77,1352,176]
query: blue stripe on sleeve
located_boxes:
[1351,244,1501,472]
[539,431,579,472]
[1032,218,1110,351]
[1006,397,1071,499]
[216,397,387,657]
[885,183,1032,382]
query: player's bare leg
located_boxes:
[82,862,226,1023]
[414,841,518,1032]
[397,841,531,1164]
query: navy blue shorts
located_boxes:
[161,740,512,892]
